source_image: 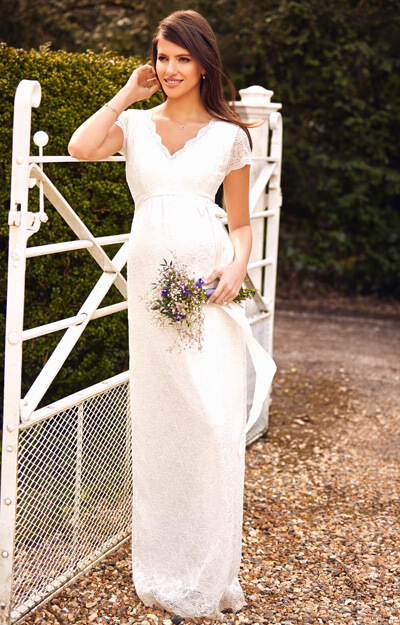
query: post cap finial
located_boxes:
[238,86,274,106]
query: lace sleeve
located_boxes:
[114,110,130,156]
[225,126,252,176]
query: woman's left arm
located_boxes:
[205,164,252,305]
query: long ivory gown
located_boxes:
[115,107,252,619]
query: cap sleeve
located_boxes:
[114,110,130,156]
[225,126,252,176]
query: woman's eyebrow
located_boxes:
[158,51,193,58]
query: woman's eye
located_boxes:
[179,57,190,62]
[157,55,167,61]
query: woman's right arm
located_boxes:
[68,65,160,160]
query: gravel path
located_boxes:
[26,303,400,625]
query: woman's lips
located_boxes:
[164,78,183,88]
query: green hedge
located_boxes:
[212,0,400,297]
[0,45,162,410]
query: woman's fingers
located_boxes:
[206,263,245,305]
[207,280,239,305]
[127,65,160,95]
[146,80,161,96]
[204,269,220,285]
[205,262,246,305]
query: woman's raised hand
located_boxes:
[68,64,160,160]
[124,65,161,104]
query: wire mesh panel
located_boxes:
[10,381,131,622]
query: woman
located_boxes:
[69,10,254,618]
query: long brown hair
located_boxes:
[151,10,254,148]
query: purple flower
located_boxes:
[203,287,216,298]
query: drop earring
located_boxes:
[202,74,206,79]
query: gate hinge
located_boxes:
[8,211,21,226]
[8,211,37,228]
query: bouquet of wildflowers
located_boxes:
[144,255,255,351]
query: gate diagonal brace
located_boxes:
[20,241,129,423]
[249,163,277,214]
[29,164,127,299]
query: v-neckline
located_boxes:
[148,110,217,160]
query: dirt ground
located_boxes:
[25,297,400,625]
[246,299,400,624]
[272,297,400,465]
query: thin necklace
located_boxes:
[167,112,206,131]
[169,115,189,131]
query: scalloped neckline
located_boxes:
[148,111,216,160]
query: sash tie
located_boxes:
[221,302,276,457]
[196,198,277,457]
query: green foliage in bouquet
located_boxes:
[145,257,255,351]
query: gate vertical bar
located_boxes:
[72,403,84,563]
[0,80,42,625]
[263,112,282,356]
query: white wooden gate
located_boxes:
[0,80,282,624]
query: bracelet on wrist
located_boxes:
[103,102,119,119]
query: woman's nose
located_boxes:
[166,61,177,75]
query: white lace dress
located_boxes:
[115,108,252,619]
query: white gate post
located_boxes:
[234,86,283,442]
[0,80,41,625]
[235,85,282,295]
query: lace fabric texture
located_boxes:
[115,108,252,619]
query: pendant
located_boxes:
[181,124,186,130]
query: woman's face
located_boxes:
[155,37,204,99]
